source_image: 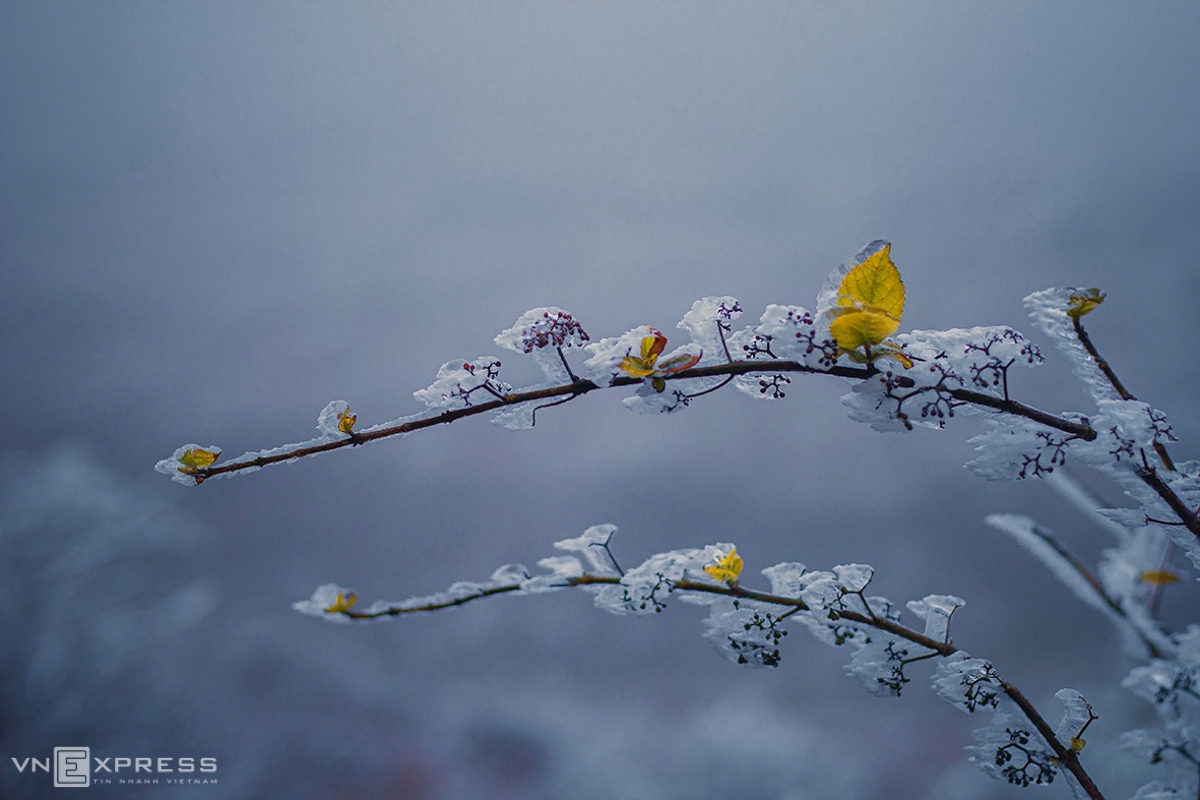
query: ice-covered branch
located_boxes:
[158,356,1101,484]
[299,530,1106,798]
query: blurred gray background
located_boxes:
[3,2,1199,798]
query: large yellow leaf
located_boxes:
[837,243,905,321]
[829,309,902,351]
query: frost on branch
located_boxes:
[154,443,222,485]
[1025,287,1120,405]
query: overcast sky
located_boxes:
[3,3,1200,798]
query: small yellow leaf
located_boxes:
[704,547,744,583]
[324,591,357,613]
[1139,569,1181,586]
[1067,288,1106,319]
[837,243,905,321]
[337,406,357,434]
[178,447,219,473]
[1069,737,1086,754]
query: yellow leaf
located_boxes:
[704,547,744,583]
[178,447,219,473]
[324,591,357,614]
[1139,569,1181,586]
[829,308,901,351]
[337,406,357,434]
[619,354,657,377]
[837,243,905,321]
[1067,288,1105,319]
[1070,737,1086,754]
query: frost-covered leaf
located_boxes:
[1053,688,1094,753]
[703,597,788,668]
[966,419,1081,480]
[906,594,964,642]
[1072,399,1176,470]
[413,357,510,410]
[761,562,808,598]
[846,636,918,697]
[840,372,922,433]
[969,696,1059,787]
[520,555,584,593]
[834,564,874,593]
[932,652,1002,713]
[554,523,621,575]
[677,296,742,362]
[729,304,839,368]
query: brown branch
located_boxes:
[948,388,1097,440]
[184,359,1097,482]
[337,572,1105,798]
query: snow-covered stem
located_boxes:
[332,571,1106,798]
